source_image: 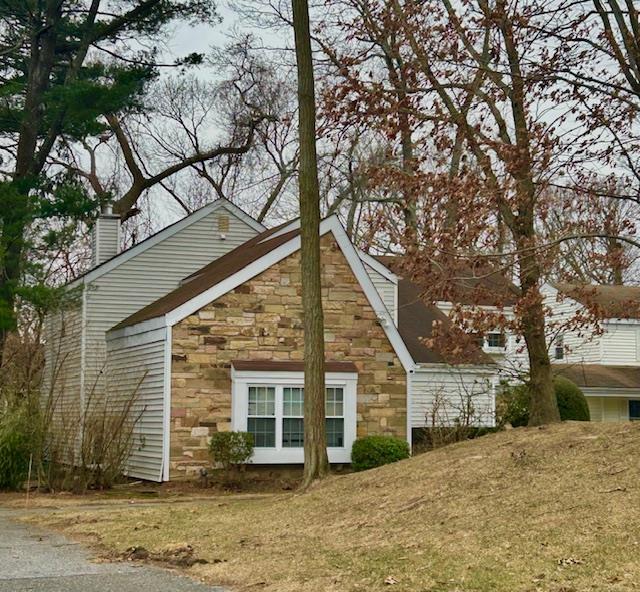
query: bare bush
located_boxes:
[417,380,494,451]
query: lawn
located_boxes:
[24,422,640,591]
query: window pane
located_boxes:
[248,386,275,416]
[630,400,640,420]
[283,387,304,417]
[325,387,344,417]
[247,417,276,447]
[487,333,506,348]
[282,417,304,447]
[326,418,344,447]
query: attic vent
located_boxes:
[217,214,230,239]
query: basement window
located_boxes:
[231,363,357,464]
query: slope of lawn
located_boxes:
[28,421,640,591]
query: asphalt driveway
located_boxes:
[0,509,226,592]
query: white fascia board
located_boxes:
[604,318,640,326]
[581,387,640,397]
[358,250,398,283]
[413,363,498,374]
[164,215,415,372]
[68,200,265,288]
[106,316,167,342]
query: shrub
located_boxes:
[209,431,254,473]
[497,377,590,426]
[351,435,410,472]
[554,377,590,421]
[0,405,33,490]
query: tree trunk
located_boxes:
[292,0,329,488]
[517,237,560,426]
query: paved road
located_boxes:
[0,509,226,592]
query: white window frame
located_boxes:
[231,368,358,464]
[483,331,507,354]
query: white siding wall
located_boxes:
[410,367,496,428]
[364,263,397,323]
[84,206,260,396]
[542,284,602,364]
[106,328,167,481]
[41,301,84,419]
[601,323,639,365]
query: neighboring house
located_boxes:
[104,215,498,481]
[543,283,640,422]
[41,199,266,447]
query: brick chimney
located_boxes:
[92,204,121,267]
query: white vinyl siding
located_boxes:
[600,323,639,365]
[410,367,496,428]
[364,263,397,323]
[542,285,602,365]
[41,302,84,419]
[83,206,259,396]
[106,328,167,481]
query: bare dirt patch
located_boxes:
[22,422,640,591]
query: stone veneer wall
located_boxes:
[169,235,406,477]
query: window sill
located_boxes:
[250,447,352,464]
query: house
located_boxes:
[543,283,640,422]
[103,215,498,481]
[41,199,266,439]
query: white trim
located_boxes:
[582,387,640,398]
[231,368,358,464]
[79,285,87,411]
[406,370,413,451]
[393,280,399,326]
[357,250,399,283]
[70,200,265,288]
[162,325,172,482]
[161,216,415,372]
[328,218,415,371]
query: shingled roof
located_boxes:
[375,255,520,307]
[553,364,640,389]
[554,283,640,319]
[397,279,493,365]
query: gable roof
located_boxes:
[70,198,265,287]
[554,283,640,319]
[375,255,520,307]
[110,216,416,371]
[397,278,493,365]
[553,363,640,389]
[111,217,494,369]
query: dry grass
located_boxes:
[23,422,640,591]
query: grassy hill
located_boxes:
[30,422,640,591]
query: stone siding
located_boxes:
[170,235,407,477]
